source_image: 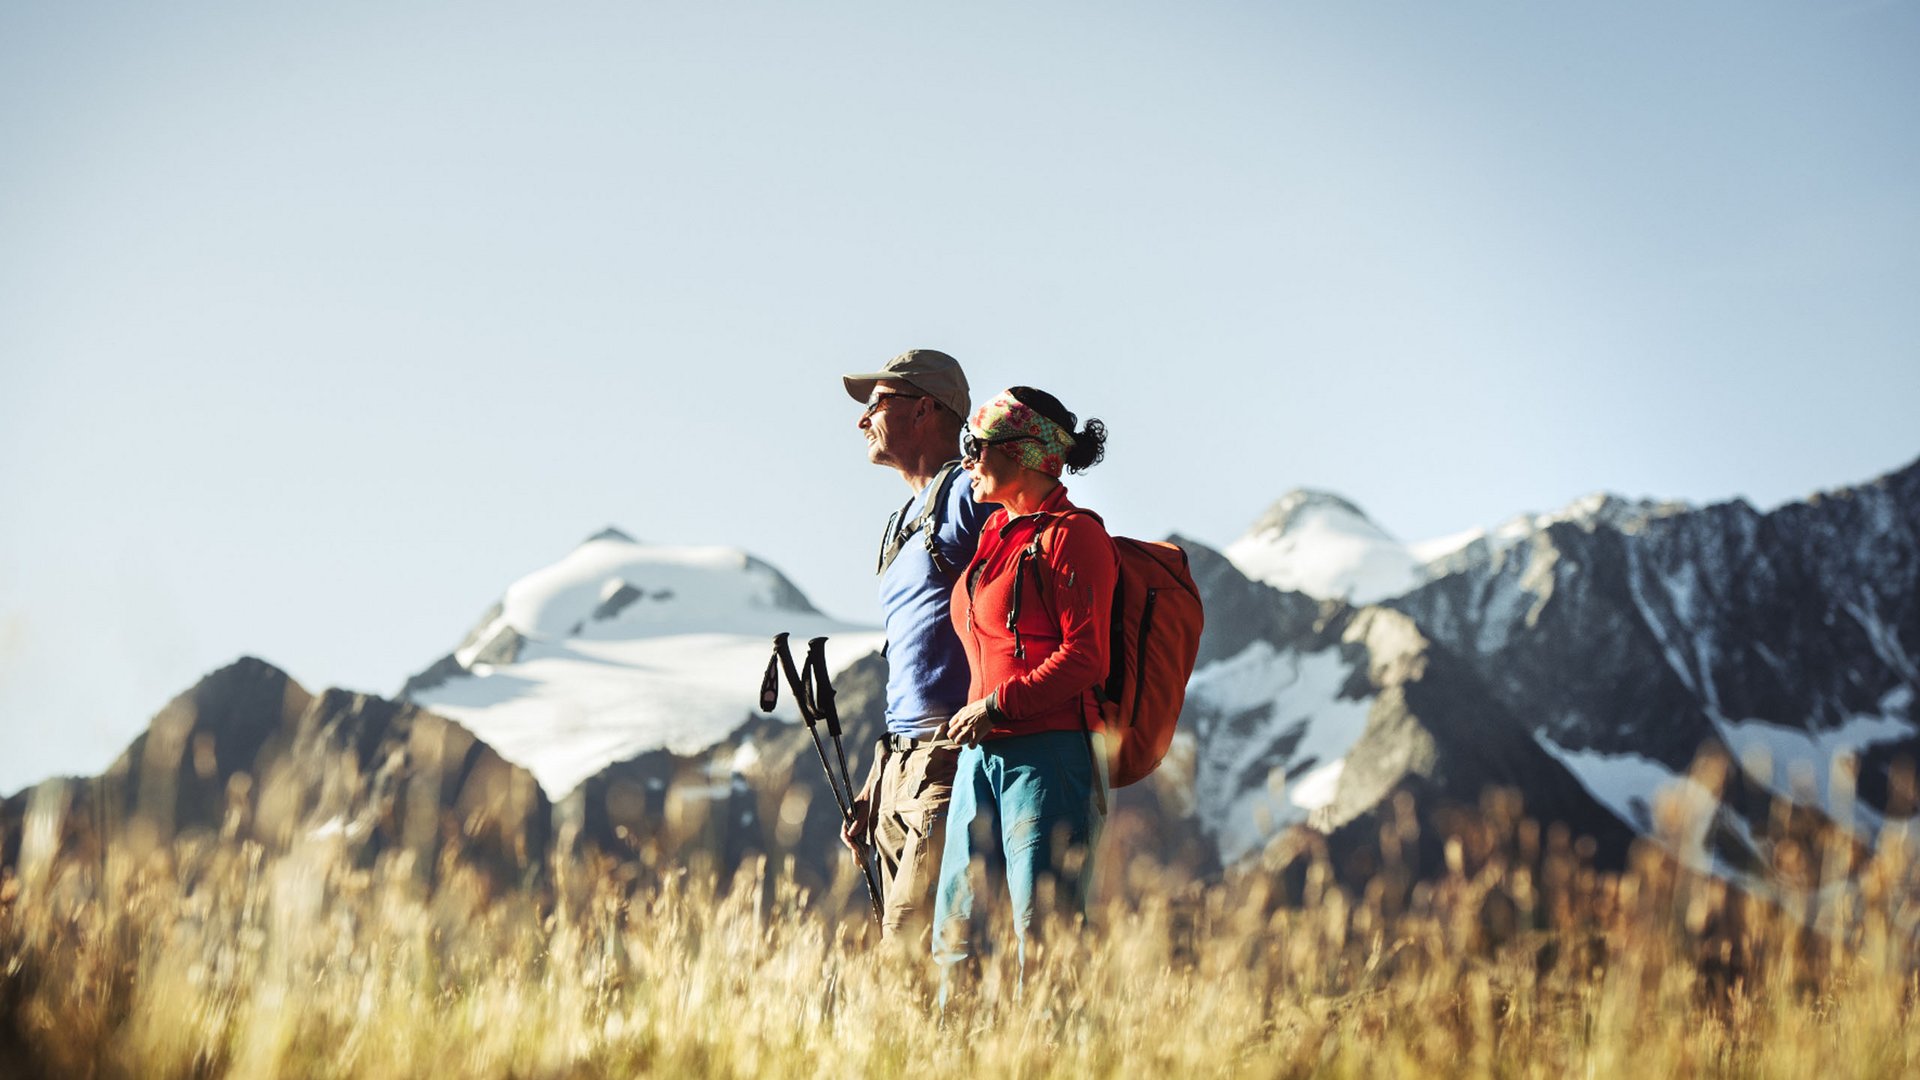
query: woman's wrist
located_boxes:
[985,690,1012,726]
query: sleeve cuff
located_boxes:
[985,690,1013,726]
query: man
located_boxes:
[839,348,995,939]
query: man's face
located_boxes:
[856,379,927,468]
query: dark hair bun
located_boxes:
[1009,385,1108,474]
[1065,417,1107,474]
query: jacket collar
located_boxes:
[994,483,1074,537]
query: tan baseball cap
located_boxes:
[843,349,971,419]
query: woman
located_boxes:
[932,385,1116,976]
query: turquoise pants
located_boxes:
[931,729,1106,974]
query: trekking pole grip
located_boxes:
[803,637,841,737]
[771,634,812,726]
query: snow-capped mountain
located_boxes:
[1210,461,1918,881]
[1414,494,1692,580]
[1225,490,1424,604]
[1176,538,1633,875]
[1389,458,1920,858]
[1224,488,1692,606]
[7,457,1915,903]
[401,528,884,797]
[1172,457,1920,885]
[1188,638,1371,862]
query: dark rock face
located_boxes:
[561,650,889,898]
[1390,457,1920,780]
[1311,608,1637,876]
[1178,535,1322,669]
[0,657,314,871]
[1387,521,1721,763]
[590,582,645,622]
[1172,459,1917,892]
[113,655,314,841]
[1,658,549,893]
[467,625,527,667]
[398,652,466,698]
[1169,539,1638,886]
[260,687,551,888]
[745,555,823,615]
[455,601,507,657]
[400,601,520,699]
[9,459,1912,905]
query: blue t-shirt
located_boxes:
[878,467,994,737]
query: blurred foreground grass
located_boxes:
[4,801,1919,1080]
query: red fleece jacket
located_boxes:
[951,485,1119,740]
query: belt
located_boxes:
[884,732,961,753]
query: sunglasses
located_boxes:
[960,431,1038,462]
[860,392,925,420]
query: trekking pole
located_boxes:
[764,633,884,924]
[770,634,851,816]
[802,636,888,928]
[802,636,857,817]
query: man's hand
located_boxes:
[840,789,874,854]
[940,698,993,747]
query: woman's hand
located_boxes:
[940,698,994,747]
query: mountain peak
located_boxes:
[1226,489,1421,604]
[1545,492,1689,532]
[584,526,637,545]
[401,534,882,796]
[1244,490,1383,541]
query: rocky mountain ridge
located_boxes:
[1391,460,1918,824]
[2,658,549,894]
[5,455,1915,901]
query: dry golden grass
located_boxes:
[4,802,1919,1080]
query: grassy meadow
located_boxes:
[4,788,1919,1080]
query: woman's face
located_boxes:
[964,439,1025,505]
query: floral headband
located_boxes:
[968,389,1075,478]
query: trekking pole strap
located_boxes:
[759,651,780,714]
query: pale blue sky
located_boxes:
[3,1,1916,794]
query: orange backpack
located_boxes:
[1021,512,1206,788]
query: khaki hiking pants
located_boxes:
[864,736,960,939]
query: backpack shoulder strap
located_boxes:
[1006,507,1105,656]
[875,496,913,575]
[1018,507,1098,558]
[918,461,964,576]
[876,460,963,578]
